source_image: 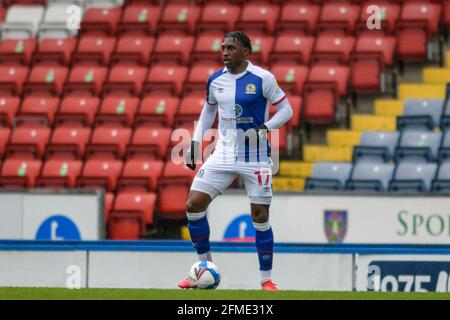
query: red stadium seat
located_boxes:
[143,64,188,96]
[236,2,280,34]
[395,2,441,62]
[175,95,205,127]
[0,96,20,126]
[246,33,274,66]
[401,1,441,35]
[103,65,148,97]
[317,1,361,35]
[127,127,172,160]
[15,96,59,127]
[45,127,91,160]
[152,34,195,65]
[270,34,315,66]
[108,211,144,240]
[113,192,156,226]
[308,65,350,97]
[158,161,197,219]
[0,65,29,96]
[5,127,51,159]
[0,39,36,65]
[0,159,42,189]
[350,52,385,94]
[86,127,132,160]
[270,64,309,95]
[77,159,123,192]
[197,2,240,33]
[64,66,108,97]
[72,36,117,66]
[37,159,83,189]
[81,7,122,36]
[354,34,396,66]
[395,20,429,62]
[158,3,201,34]
[0,127,11,158]
[32,38,78,66]
[277,2,320,35]
[111,35,155,66]
[96,97,139,128]
[302,82,339,125]
[358,1,400,35]
[312,34,355,65]
[118,159,164,192]
[23,65,68,97]
[135,95,179,128]
[109,191,157,239]
[118,4,161,36]
[191,33,225,65]
[55,96,100,128]
[184,63,221,95]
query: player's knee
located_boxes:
[252,207,269,223]
[185,197,206,213]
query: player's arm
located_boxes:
[264,97,293,131]
[258,73,293,133]
[185,102,218,170]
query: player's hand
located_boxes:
[184,140,200,171]
[255,124,269,140]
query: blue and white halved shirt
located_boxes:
[206,61,286,163]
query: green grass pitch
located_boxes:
[0,288,449,300]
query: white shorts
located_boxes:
[190,154,273,205]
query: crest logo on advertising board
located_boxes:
[324,210,347,243]
[223,214,255,242]
[36,215,81,240]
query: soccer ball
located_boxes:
[188,261,221,289]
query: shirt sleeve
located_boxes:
[263,72,286,106]
[192,102,218,142]
[206,76,217,105]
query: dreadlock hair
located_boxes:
[223,31,252,55]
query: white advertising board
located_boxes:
[88,251,353,291]
[0,194,23,239]
[0,191,103,240]
[356,254,450,292]
[207,192,450,244]
[0,251,87,288]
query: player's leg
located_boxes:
[241,163,278,290]
[250,202,277,291]
[179,158,237,289]
[185,190,213,262]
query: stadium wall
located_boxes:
[1,241,450,292]
[209,191,450,244]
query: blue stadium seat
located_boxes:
[305,162,352,191]
[352,131,399,163]
[394,131,442,163]
[431,162,450,193]
[441,100,450,132]
[397,99,443,131]
[389,163,438,193]
[438,130,450,163]
[346,163,395,192]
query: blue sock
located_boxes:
[255,227,274,271]
[187,215,210,255]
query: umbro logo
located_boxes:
[216,87,224,93]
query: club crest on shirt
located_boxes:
[245,83,256,94]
